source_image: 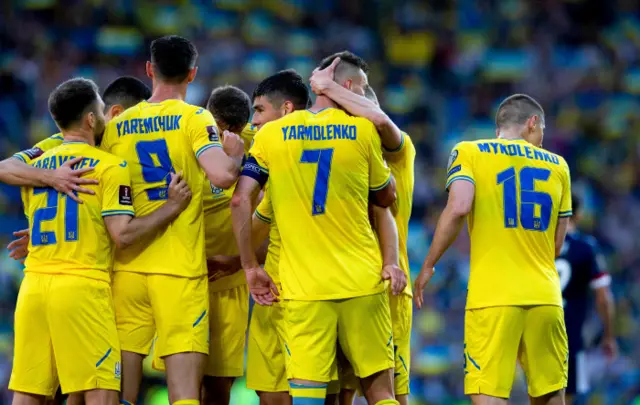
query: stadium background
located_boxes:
[0,0,639,404]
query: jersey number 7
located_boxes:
[497,167,552,231]
[32,188,79,246]
[300,148,334,216]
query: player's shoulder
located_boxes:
[86,147,129,172]
[181,102,212,119]
[453,139,482,152]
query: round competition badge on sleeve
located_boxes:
[447,149,458,170]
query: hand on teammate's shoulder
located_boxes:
[222,130,245,159]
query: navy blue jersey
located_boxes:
[556,231,609,352]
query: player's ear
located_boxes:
[108,104,125,120]
[187,67,198,83]
[282,100,295,115]
[343,78,353,90]
[146,61,154,79]
[527,115,538,132]
[86,111,96,130]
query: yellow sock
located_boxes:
[173,400,200,405]
[375,400,400,405]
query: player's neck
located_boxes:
[497,131,524,141]
[62,130,95,146]
[310,95,338,112]
[148,82,187,103]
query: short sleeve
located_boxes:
[187,108,223,159]
[558,161,572,218]
[445,142,475,191]
[241,126,270,186]
[368,124,392,191]
[13,134,64,164]
[255,187,273,224]
[101,162,135,217]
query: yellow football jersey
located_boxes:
[254,186,281,285]
[205,124,256,292]
[101,100,222,278]
[446,139,572,309]
[246,108,392,300]
[384,132,416,296]
[13,133,64,164]
[21,141,135,282]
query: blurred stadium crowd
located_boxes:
[0,0,639,404]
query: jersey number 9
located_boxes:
[136,139,175,200]
[32,188,79,246]
[497,167,552,231]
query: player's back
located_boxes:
[101,99,218,277]
[204,123,255,290]
[249,108,391,300]
[22,142,134,282]
[447,139,572,308]
[385,132,416,295]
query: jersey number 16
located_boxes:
[497,166,552,231]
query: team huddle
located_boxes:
[0,34,615,405]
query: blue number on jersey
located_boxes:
[32,188,79,246]
[300,148,334,215]
[136,139,175,200]
[497,166,552,231]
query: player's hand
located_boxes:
[7,229,29,264]
[167,172,192,212]
[310,57,340,95]
[382,264,407,296]
[46,156,99,204]
[207,255,242,281]
[602,336,618,361]
[413,266,435,309]
[222,130,245,159]
[245,266,279,306]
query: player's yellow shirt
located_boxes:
[21,141,135,282]
[446,139,572,309]
[254,186,281,285]
[384,132,416,296]
[13,133,64,164]
[101,100,222,278]
[205,124,256,292]
[246,108,392,300]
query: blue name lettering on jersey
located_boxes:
[477,142,560,165]
[33,156,100,170]
[116,115,182,137]
[281,125,357,141]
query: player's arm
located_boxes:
[0,156,98,203]
[189,108,244,189]
[414,144,475,308]
[104,172,192,250]
[310,58,402,152]
[555,217,570,258]
[587,241,617,359]
[556,160,573,257]
[206,212,270,279]
[368,124,397,208]
[370,205,406,295]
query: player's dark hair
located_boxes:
[150,35,198,84]
[572,194,581,216]
[319,51,369,84]
[102,76,151,110]
[364,85,379,106]
[252,69,310,110]
[207,85,251,132]
[495,94,545,129]
[48,78,100,130]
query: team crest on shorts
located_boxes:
[447,149,458,170]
